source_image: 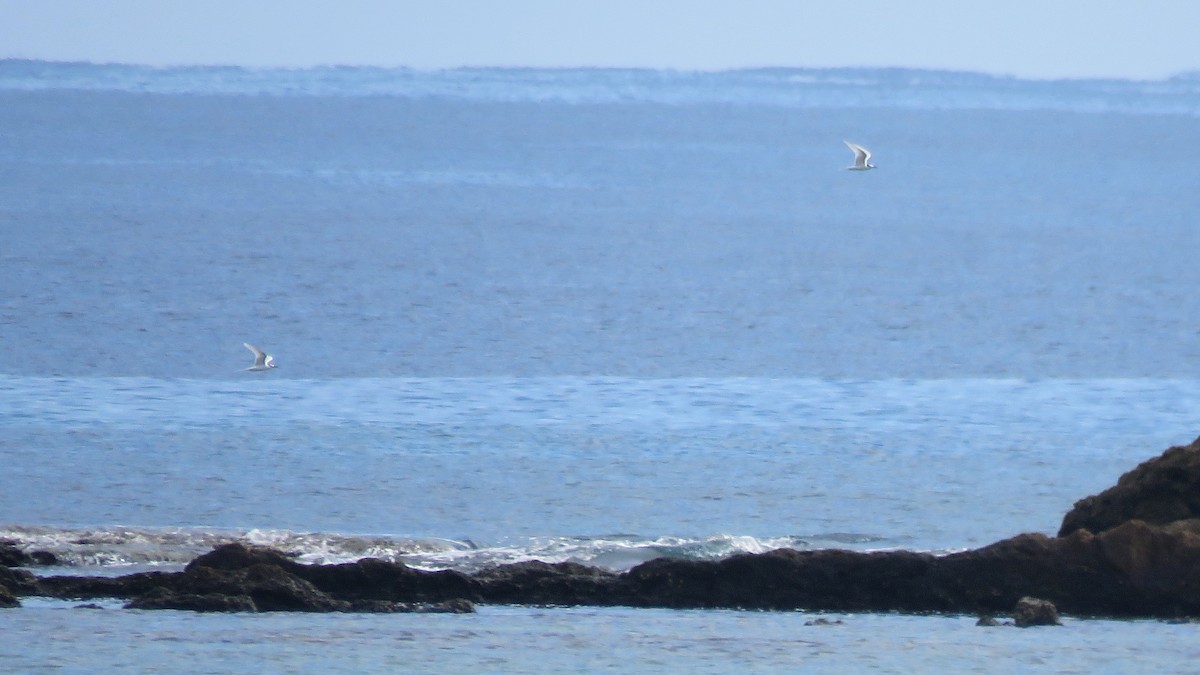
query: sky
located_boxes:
[2,1,1199,80]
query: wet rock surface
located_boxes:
[0,584,19,608]
[37,551,479,613]
[1013,597,1061,627]
[12,438,1200,617]
[1060,436,1200,536]
[0,542,59,568]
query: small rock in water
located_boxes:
[804,617,844,626]
[1013,596,1061,627]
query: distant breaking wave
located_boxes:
[0,524,907,574]
[2,59,1200,115]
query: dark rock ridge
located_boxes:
[10,437,1200,617]
[1060,436,1200,536]
[36,553,477,614]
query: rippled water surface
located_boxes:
[3,62,1200,671]
[5,600,1199,673]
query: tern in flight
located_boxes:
[844,141,876,171]
[243,343,277,371]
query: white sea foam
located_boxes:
[0,525,917,574]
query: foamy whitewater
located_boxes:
[3,60,1200,671]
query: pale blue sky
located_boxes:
[2,0,1198,80]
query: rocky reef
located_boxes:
[6,436,1200,617]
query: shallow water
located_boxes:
[4,599,1198,673]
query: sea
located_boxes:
[2,60,1200,672]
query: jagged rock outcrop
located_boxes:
[1060,436,1200,536]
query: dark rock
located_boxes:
[41,564,348,612]
[1060,436,1200,536]
[804,617,844,626]
[29,551,60,566]
[122,576,476,614]
[186,542,301,573]
[34,546,479,613]
[38,571,181,600]
[425,598,476,614]
[474,560,617,605]
[1013,596,1061,627]
[600,519,1200,617]
[0,584,19,608]
[939,521,1200,617]
[345,598,476,613]
[74,603,105,610]
[0,565,40,595]
[299,556,478,604]
[0,543,28,567]
[126,587,258,612]
[617,548,952,611]
[975,614,1002,626]
[175,564,347,612]
[187,543,477,605]
[19,527,1200,617]
[0,543,60,567]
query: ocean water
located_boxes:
[3,60,1200,671]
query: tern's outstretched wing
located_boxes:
[243,342,267,367]
[844,140,871,165]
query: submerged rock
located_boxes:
[1060,436,1200,536]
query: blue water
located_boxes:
[3,61,1200,671]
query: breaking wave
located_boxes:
[0,525,905,574]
